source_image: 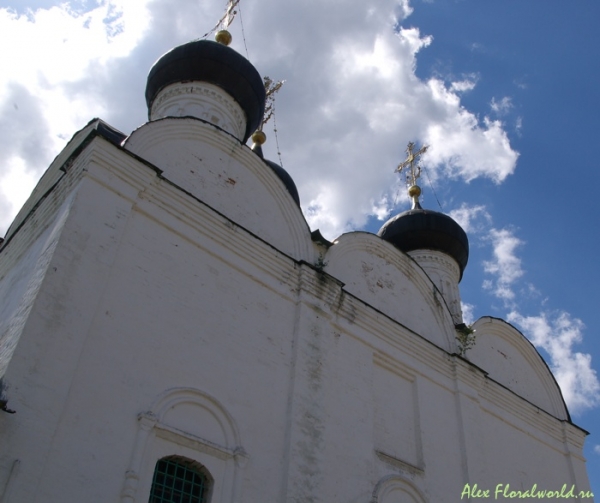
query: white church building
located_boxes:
[0,33,593,503]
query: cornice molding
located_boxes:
[408,249,460,281]
[150,82,246,140]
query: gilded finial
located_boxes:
[215,30,232,45]
[396,142,428,209]
[251,130,267,146]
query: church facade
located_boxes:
[0,35,592,503]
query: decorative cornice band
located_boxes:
[408,250,460,280]
[150,82,246,140]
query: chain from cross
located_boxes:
[396,142,428,186]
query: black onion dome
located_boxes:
[263,159,300,207]
[378,208,469,279]
[145,40,266,142]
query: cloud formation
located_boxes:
[483,228,524,302]
[449,203,491,234]
[490,96,513,116]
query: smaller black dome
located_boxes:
[378,208,469,279]
[263,159,300,207]
[146,40,266,142]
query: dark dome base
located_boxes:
[378,209,469,278]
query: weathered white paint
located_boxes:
[408,249,464,325]
[124,117,313,262]
[0,192,75,376]
[467,316,568,418]
[324,232,456,352]
[0,60,592,503]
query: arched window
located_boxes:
[148,456,212,503]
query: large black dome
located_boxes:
[146,40,266,142]
[378,208,469,279]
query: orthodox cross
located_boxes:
[396,142,429,208]
[396,142,428,187]
[251,76,285,151]
[221,0,239,30]
[261,76,285,129]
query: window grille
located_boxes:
[148,456,211,503]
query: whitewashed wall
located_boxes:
[0,120,591,503]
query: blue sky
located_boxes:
[1,0,599,496]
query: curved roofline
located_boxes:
[324,231,457,352]
[122,117,314,262]
[471,315,571,422]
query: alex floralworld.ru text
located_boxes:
[461,483,594,499]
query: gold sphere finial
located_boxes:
[215,29,232,46]
[251,130,267,146]
[408,185,421,198]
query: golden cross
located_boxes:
[396,142,428,186]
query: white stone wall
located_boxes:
[0,128,591,503]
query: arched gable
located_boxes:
[124,117,313,262]
[468,317,569,419]
[324,232,456,352]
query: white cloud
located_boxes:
[449,203,491,234]
[450,74,478,93]
[515,116,523,137]
[508,310,600,415]
[424,113,518,185]
[594,445,600,455]
[394,0,414,21]
[482,228,524,302]
[514,78,528,90]
[490,96,513,115]
[461,302,475,325]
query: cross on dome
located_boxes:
[396,142,429,209]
